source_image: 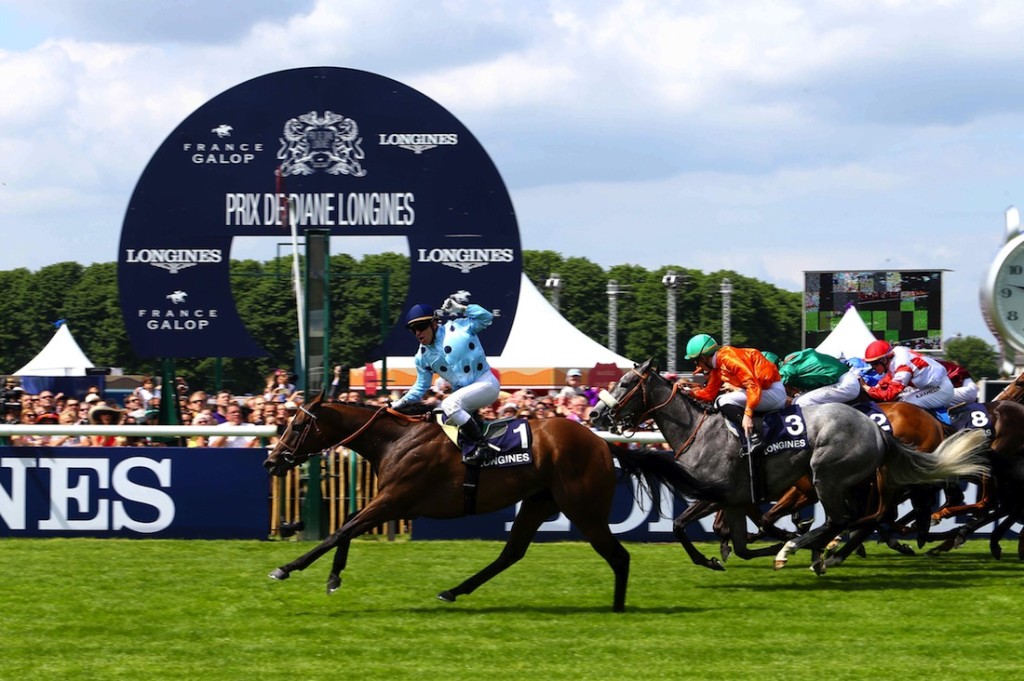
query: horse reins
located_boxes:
[612,367,710,459]
[284,403,432,461]
[335,406,429,448]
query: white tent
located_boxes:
[14,324,95,376]
[352,273,636,390]
[815,305,877,360]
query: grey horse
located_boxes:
[589,359,991,575]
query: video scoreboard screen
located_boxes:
[803,270,944,351]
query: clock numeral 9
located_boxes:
[1001,287,1013,299]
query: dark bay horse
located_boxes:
[589,359,991,574]
[262,393,714,612]
[917,399,1024,557]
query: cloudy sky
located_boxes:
[2,0,1022,346]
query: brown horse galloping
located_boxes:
[262,393,714,612]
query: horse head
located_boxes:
[263,390,334,477]
[589,358,663,432]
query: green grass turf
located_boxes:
[1,537,1022,680]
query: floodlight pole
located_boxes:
[662,271,680,373]
[545,273,562,311]
[607,280,620,354]
[721,278,733,346]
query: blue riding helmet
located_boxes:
[404,303,436,328]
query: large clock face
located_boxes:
[983,233,1024,352]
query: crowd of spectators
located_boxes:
[1,367,622,448]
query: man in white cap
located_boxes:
[558,369,588,400]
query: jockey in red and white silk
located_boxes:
[865,342,953,411]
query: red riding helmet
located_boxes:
[864,340,892,363]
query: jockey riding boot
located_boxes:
[747,430,769,504]
[459,418,493,464]
[719,403,768,503]
[718,404,749,451]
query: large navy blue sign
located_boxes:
[119,67,521,358]
[0,448,268,538]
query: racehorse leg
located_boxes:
[565,505,633,613]
[925,508,1001,556]
[989,512,1015,560]
[269,496,398,593]
[671,499,727,571]
[720,506,785,562]
[438,494,561,607]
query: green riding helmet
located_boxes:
[761,351,781,367]
[684,333,719,360]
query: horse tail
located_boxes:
[883,428,991,489]
[610,444,725,503]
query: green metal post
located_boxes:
[301,229,330,540]
[380,272,389,394]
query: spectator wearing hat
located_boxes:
[86,403,126,447]
[558,368,599,405]
[81,392,101,422]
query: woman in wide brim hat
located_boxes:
[87,403,126,446]
[88,404,124,425]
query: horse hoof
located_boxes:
[268,568,289,581]
[811,561,826,576]
[707,558,726,572]
[991,545,1002,560]
[326,575,342,594]
[891,543,915,557]
[437,590,457,603]
[773,559,787,571]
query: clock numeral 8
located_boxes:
[1008,311,1019,322]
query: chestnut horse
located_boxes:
[262,393,715,612]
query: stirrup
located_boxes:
[463,443,488,463]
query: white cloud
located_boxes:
[4,0,1024,346]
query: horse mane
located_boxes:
[392,402,437,416]
[328,400,435,417]
[647,370,716,414]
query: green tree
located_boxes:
[0,252,807,393]
[943,335,1000,379]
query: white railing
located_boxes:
[0,425,277,438]
[0,424,663,443]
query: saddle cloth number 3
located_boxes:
[783,413,806,436]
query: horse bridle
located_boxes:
[604,366,681,431]
[277,404,428,466]
[602,365,710,459]
[278,403,329,466]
